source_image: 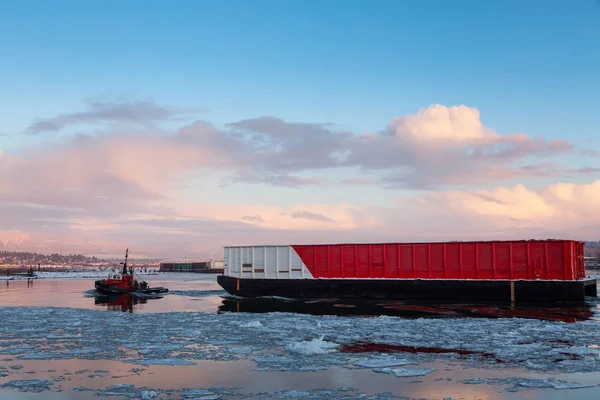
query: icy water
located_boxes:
[0,274,224,313]
[1,274,600,399]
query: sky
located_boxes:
[1,0,599,259]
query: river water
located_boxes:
[1,273,600,399]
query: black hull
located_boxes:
[217,275,598,303]
[94,281,168,295]
[160,269,224,274]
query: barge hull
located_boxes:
[217,275,598,303]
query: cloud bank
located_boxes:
[25,97,203,134]
[2,100,598,258]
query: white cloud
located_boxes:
[2,101,598,257]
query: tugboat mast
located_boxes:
[120,248,129,275]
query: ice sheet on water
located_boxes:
[1,379,52,392]
[462,377,487,384]
[1,306,600,375]
[373,367,435,377]
[83,384,234,400]
[206,339,237,345]
[226,346,254,354]
[73,386,93,392]
[298,365,329,371]
[280,390,310,397]
[354,357,417,368]
[107,384,135,390]
[132,358,197,366]
[141,390,158,399]
[245,387,408,400]
[551,346,600,356]
[180,388,222,399]
[254,355,294,363]
[240,320,263,328]
[167,289,227,298]
[460,376,598,392]
[21,352,65,360]
[68,347,103,355]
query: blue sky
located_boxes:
[1,0,599,257]
[2,0,599,142]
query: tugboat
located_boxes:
[94,249,168,295]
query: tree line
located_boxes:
[0,251,104,265]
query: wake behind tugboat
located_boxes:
[94,249,168,295]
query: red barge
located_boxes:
[217,240,598,303]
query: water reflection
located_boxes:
[0,358,540,400]
[339,341,503,363]
[3,278,35,288]
[1,275,598,321]
[94,294,165,312]
[218,296,598,322]
[0,276,222,313]
[3,358,600,400]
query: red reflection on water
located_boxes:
[339,342,502,362]
[94,294,164,313]
[382,304,457,315]
[465,307,591,323]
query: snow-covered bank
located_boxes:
[6,270,160,280]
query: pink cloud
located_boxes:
[9,102,589,193]
[242,215,265,223]
[291,210,335,223]
[2,100,599,257]
[173,104,578,188]
[420,180,600,233]
[580,148,599,157]
[342,178,374,185]
[2,180,599,258]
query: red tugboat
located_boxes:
[94,249,168,295]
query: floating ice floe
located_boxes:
[373,367,435,377]
[131,358,197,366]
[180,388,222,399]
[1,306,600,379]
[240,320,263,328]
[140,390,158,399]
[286,335,340,355]
[167,289,227,298]
[461,377,598,392]
[354,357,417,368]
[1,379,53,392]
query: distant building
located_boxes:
[159,259,224,273]
[584,256,599,269]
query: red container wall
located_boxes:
[292,240,585,281]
